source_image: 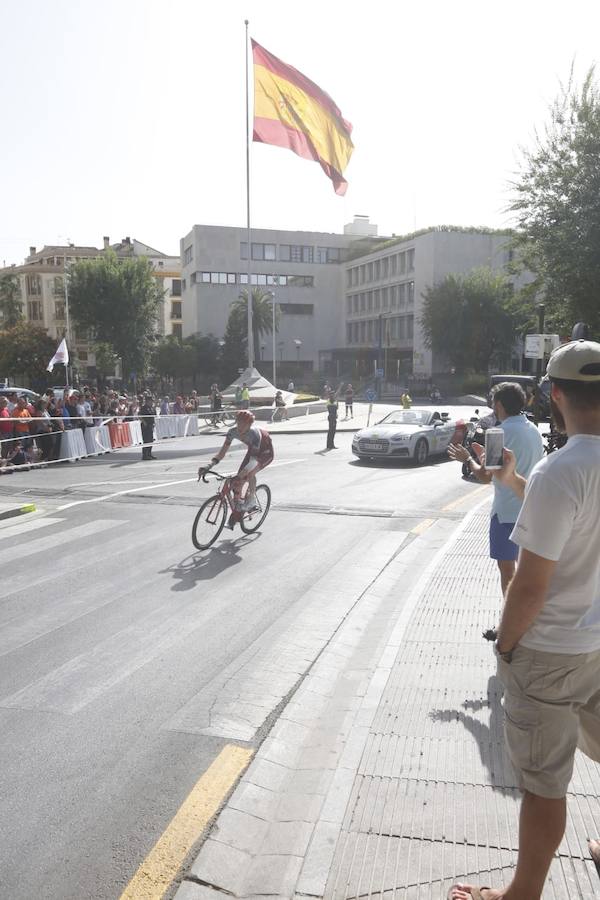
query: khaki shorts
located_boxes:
[497,644,600,798]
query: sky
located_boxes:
[1,0,599,265]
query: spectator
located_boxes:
[344,383,354,419]
[0,397,13,457]
[448,382,544,596]
[271,391,288,422]
[160,396,170,416]
[173,395,186,415]
[326,390,338,450]
[6,392,18,413]
[32,399,55,462]
[234,385,243,409]
[209,384,222,414]
[241,383,250,409]
[189,390,199,412]
[12,397,32,447]
[287,380,295,392]
[0,440,28,472]
[401,390,412,409]
[448,340,600,900]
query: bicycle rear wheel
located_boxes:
[222,410,236,426]
[192,495,227,549]
[240,484,271,534]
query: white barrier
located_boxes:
[59,428,87,461]
[128,420,143,445]
[84,425,112,455]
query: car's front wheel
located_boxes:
[414,438,429,466]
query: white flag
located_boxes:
[47,338,69,373]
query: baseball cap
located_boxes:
[547,339,600,382]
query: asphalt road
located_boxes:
[0,426,490,900]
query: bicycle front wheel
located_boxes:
[222,410,236,426]
[192,495,227,549]
[240,484,271,534]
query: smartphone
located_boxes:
[484,427,504,470]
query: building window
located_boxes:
[28,300,43,321]
[360,265,365,284]
[374,289,380,310]
[382,287,389,309]
[287,275,314,287]
[172,323,183,339]
[347,297,353,314]
[171,279,182,296]
[407,315,414,339]
[368,293,373,311]
[390,255,397,276]
[182,278,186,291]
[54,301,66,320]
[280,244,314,263]
[399,252,406,274]
[201,272,211,283]
[367,262,373,282]
[26,274,41,296]
[347,323,352,344]
[367,320,373,341]
[346,270,352,288]
[183,246,193,265]
[360,321,366,342]
[407,248,415,271]
[279,303,314,315]
[381,257,388,278]
[360,294,366,312]
[78,350,88,362]
[171,301,182,318]
[374,260,380,280]
[53,276,64,296]
[398,282,406,305]
[407,281,415,304]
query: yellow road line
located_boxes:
[119,744,254,900]
[441,484,490,512]
[410,518,436,535]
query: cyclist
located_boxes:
[198,410,274,522]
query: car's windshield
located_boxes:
[378,409,432,426]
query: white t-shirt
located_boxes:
[511,434,600,653]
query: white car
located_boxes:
[352,407,468,465]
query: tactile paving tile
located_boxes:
[324,513,600,899]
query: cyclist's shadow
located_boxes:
[161,532,260,591]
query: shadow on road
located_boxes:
[161,533,260,590]
[348,455,451,469]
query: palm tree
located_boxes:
[233,288,280,367]
[0,274,23,328]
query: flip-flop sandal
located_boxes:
[447,887,492,900]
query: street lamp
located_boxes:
[293,338,302,370]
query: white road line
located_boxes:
[0,517,64,539]
[0,519,125,565]
[55,458,305,511]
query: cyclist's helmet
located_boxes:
[236,409,255,425]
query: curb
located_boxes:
[0,503,37,522]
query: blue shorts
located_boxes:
[489,514,519,562]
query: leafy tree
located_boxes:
[232,288,279,366]
[152,333,221,389]
[510,67,600,334]
[219,306,248,385]
[0,273,23,327]
[420,267,516,373]
[93,342,119,386]
[68,252,163,379]
[0,322,56,386]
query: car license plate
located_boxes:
[363,441,386,451]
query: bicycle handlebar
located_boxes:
[198,469,237,483]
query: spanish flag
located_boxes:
[252,40,354,195]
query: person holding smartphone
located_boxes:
[448,382,544,595]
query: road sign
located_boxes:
[365,388,377,402]
[375,368,384,377]
[524,334,544,359]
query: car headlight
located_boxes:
[391,433,409,441]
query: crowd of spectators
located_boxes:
[0,387,203,473]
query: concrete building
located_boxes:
[338,227,518,380]
[0,236,181,378]
[180,222,523,381]
[180,220,385,371]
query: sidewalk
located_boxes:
[175,506,600,900]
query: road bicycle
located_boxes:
[203,409,236,427]
[192,470,272,549]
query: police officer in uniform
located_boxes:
[140,394,157,460]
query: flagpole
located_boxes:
[63,261,72,386]
[245,19,253,370]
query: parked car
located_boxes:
[0,386,40,404]
[488,374,550,420]
[352,407,468,465]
